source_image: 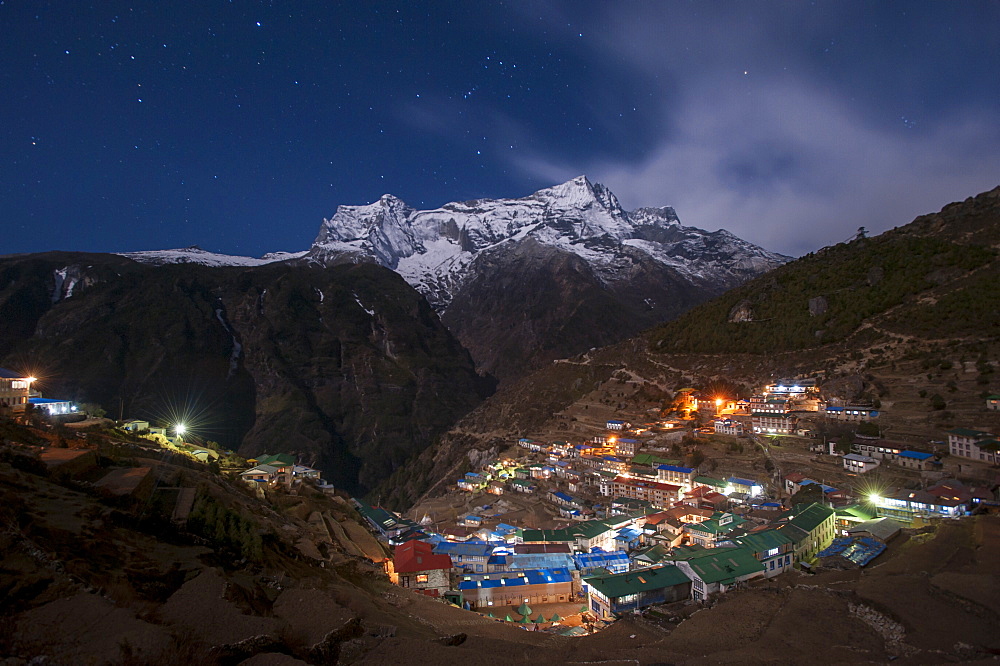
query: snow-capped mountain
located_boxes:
[118,246,306,267]
[307,175,787,310]
[305,176,789,380]
[118,177,788,381]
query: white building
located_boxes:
[842,453,879,474]
[946,428,999,464]
[714,419,744,436]
[752,413,797,435]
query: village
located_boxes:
[344,380,1000,632]
[3,367,999,635]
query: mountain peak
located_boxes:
[306,177,788,312]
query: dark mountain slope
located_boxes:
[440,237,709,382]
[649,185,1000,354]
[0,253,491,493]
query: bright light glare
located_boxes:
[176,423,186,436]
[868,493,881,504]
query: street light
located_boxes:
[176,423,186,438]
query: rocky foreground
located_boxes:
[2,424,998,664]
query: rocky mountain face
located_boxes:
[304,176,789,381]
[0,253,491,494]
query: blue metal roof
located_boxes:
[898,450,934,460]
[800,479,837,493]
[818,536,886,566]
[456,568,573,590]
[728,477,757,486]
[573,550,630,570]
[524,568,573,584]
[658,464,694,473]
[616,527,642,540]
[433,542,494,557]
[553,491,574,502]
[508,553,575,570]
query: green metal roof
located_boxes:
[734,529,794,553]
[585,565,691,599]
[836,504,877,521]
[665,544,710,561]
[684,546,763,584]
[694,475,727,489]
[633,544,670,564]
[519,528,576,543]
[946,427,993,437]
[787,502,835,533]
[255,453,296,466]
[685,513,747,535]
[519,519,616,543]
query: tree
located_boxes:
[790,483,826,506]
[929,394,947,411]
[856,421,880,438]
[78,402,106,418]
[834,437,852,455]
[685,449,706,468]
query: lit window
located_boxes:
[415,574,429,583]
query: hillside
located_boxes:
[3,424,999,664]
[650,184,1000,354]
[379,185,1000,508]
[0,253,491,494]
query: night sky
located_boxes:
[3,1,999,258]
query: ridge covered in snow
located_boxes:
[118,246,306,267]
[307,175,789,309]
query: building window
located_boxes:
[415,574,429,583]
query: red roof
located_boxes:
[642,511,672,525]
[393,539,452,573]
[514,543,572,554]
[612,476,681,493]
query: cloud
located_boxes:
[505,3,1000,256]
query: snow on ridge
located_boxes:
[307,175,789,308]
[118,246,306,267]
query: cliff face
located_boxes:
[0,253,491,494]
